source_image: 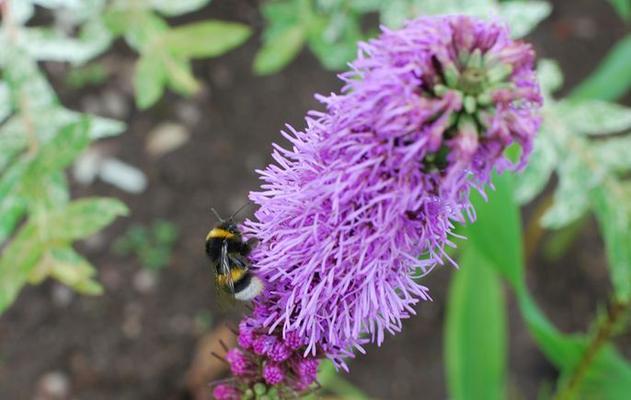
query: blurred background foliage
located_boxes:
[1,0,631,399]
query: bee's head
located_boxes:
[218,221,241,237]
[210,203,251,234]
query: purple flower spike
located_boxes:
[244,14,541,359]
[213,14,541,397]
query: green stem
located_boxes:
[316,360,370,400]
[553,301,629,400]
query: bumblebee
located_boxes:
[205,208,263,301]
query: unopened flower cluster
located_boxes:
[214,14,541,399]
[213,305,320,399]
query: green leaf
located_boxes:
[3,48,57,110]
[498,1,551,38]
[164,57,200,96]
[540,154,591,229]
[515,133,556,204]
[379,0,416,29]
[2,121,87,228]
[48,198,128,241]
[0,223,43,314]
[0,162,29,244]
[30,247,103,295]
[163,21,251,59]
[254,25,306,75]
[25,171,71,216]
[592,187,631,301]
[571,35,631,101]
[26,119,90,179]
[348,0,382,13]
[84,115,126,139]
[307,13,363,70]
[20,19,112,65]
[32,0,83,9]
[149,0,211,16]
[593,134,631,173]
[0,117,27,172]
[0,196,122,313]
[445,246,507,400]
[134,52,167,109]
[254,0,311,74]
[120,12,169,50]
[5,0,34,25]
[608,0,631,20]
[102,9,132,37]
[317,360,370,399]
[555,100,631,136]
[537,59,564,95]
[0,83,11,122]
[466,173,524,289]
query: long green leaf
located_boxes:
[471,174,631,399]
[608,0,631,20]
[466,173,524,290]
[446,246,507,400]
[317,360,370,399]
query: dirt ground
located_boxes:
[0,0,629,399]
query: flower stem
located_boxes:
[523,192,554,264]
[553,300,629,400]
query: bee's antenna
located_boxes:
[228,201,252,221]
[210,208,224,222]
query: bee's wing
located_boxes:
[220,240,235,295]
[228,252,249,270]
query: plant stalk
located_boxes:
[553,300,629,400]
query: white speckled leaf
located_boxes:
[515,130,557,204]
[537,59,563,95]
[499,1,551,38]
[556,100,631,136]
[541,154,591,229]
